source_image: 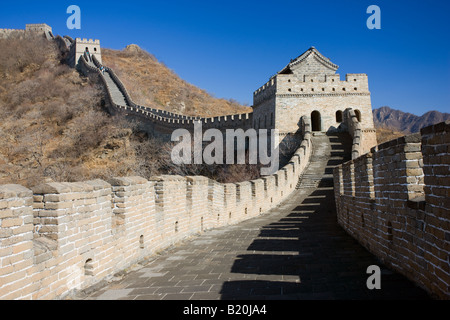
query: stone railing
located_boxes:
[0,119,313,300]
[333,120,450,299]
[343,108,377,159]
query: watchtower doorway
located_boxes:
[311,111,321,132]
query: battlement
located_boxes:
[76,38,100,44]
[334,120,450,299]
[253,73,369,104]
[25,23,52,33]
[0,23,53,40]
[0,28,24,33]
[116,104,254,134]
[0,118,313,300]
[73,37,102,66]
[254,77,276,96]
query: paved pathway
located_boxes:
[77,133,430,300]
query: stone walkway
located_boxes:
[77,133,430,300]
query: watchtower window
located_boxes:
[94,48,97,52]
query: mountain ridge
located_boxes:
[372,106,450,133]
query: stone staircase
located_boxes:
[296,132,352,189]
[82,54,129,107]
[102,71,128,107]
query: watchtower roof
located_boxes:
[278,46,339,75]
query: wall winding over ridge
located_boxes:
[78,54,253,137]
[0,118,312,300]
[333,121,450,299]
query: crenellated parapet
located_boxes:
[0,23,53,40]
[78,53,254,137]
[253,76,277,106]
[333,120,450,300]
[0,118,313,300]
[0,28,26,37]
[71,37,102,68]
[25,24,52,33]
[252,47,375,135]
[254,73,369,106]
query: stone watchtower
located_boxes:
[71,38,102,67]
[252,47,375,136]
[25,23,52,35]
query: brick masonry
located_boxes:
[252,47,376,140]
[0,120,313,300]
[333,120,450,300]
[2,24,443,300]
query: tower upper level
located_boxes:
[278,46,338,80]
[253,47,370,106]
[74,38,102,66]
[0,23,53,40]
[25,23,52,34]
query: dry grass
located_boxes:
[0,37,260,187]
[0,36,154,187]
[102,45,252,117]
[376,127,405,145]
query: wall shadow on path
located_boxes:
[219,134,430,300]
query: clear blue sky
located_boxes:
[1,0,449,115]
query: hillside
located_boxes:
[373,106,450,134]
[0,35,152,187]
[0,36,259,188]
[375,127,404,145]
[101,45,252,117]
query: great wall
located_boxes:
[0,24,448,300]
[334,121,450,299]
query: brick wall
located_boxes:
[333,121,450,299]
[253,72,375,136]
[0,119,313,300]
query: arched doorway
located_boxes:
[336,110,343,123]
[311,111,321,132]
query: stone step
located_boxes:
[102,72,128,106]
[295,133,351,190]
